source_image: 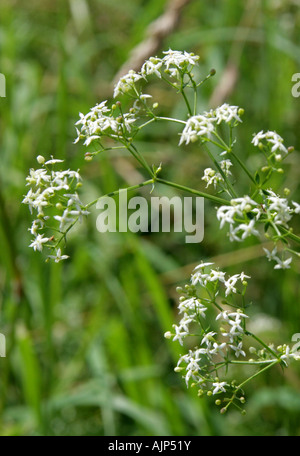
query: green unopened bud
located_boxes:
[207,391,212,397]
[284,188,290,196]
[261,166,270,172]
[56,203,63,210]
[238,108,244,117]
[153,102,159,109]
[215,399,222,406]
[258,142,264,150]
[210,68,216,76]
[277,168,284,174]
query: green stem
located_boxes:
[123,141,154,178]
[86,179,154,209]
[237,360,279,391]
[246,331,280,360]
[156,116,186,125]
[155,178,229,206]
[230,150,257,186]
[277,225,300,245]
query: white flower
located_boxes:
[220,159,233,176]
[172,325,189,346]
[48,248,69,263]
[29,234,50,252]
[28,219,44,235]
[215,104,242,125]
[45,158,64,165]
[229,341,246,358]
[26,168,50,187]
[209,342,227,357]
[191,271,209,287]
[212,381,228,395]
[194,262,214,270]
[266,190,292,225]
[216,310,230,322]
[263,247,280,262]
[274,257,292,270]
[162,49,199,72]
[113,70,143,98]
[201,331,216,347]
[228,309,249,320]
[141,57,163,78]
[179,114,216,145]
[252,131,288,155]
[202,168,223,189]
[292,201,300,214]
[208,269,226,283]
[178,297,207,318]
[252,130,266,146]
[224,275,239,296]
[237,219,260,240]
[54,209,76,231]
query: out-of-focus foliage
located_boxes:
[0,0,299,436]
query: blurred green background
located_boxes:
[0,0,300,436]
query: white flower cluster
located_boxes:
[114,49,200,98]
[141,49,199,81]
[216,190,300,268]
[179,104,242,146]
[165,262,300,410]
[74,100,136,147]
[202,159,233,189]
[22,156,89,262]
[216,196,261,241]
[75,50,201,149]
[165,263,250,391]
[252,130,288,157]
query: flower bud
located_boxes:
[37,155,45,164]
